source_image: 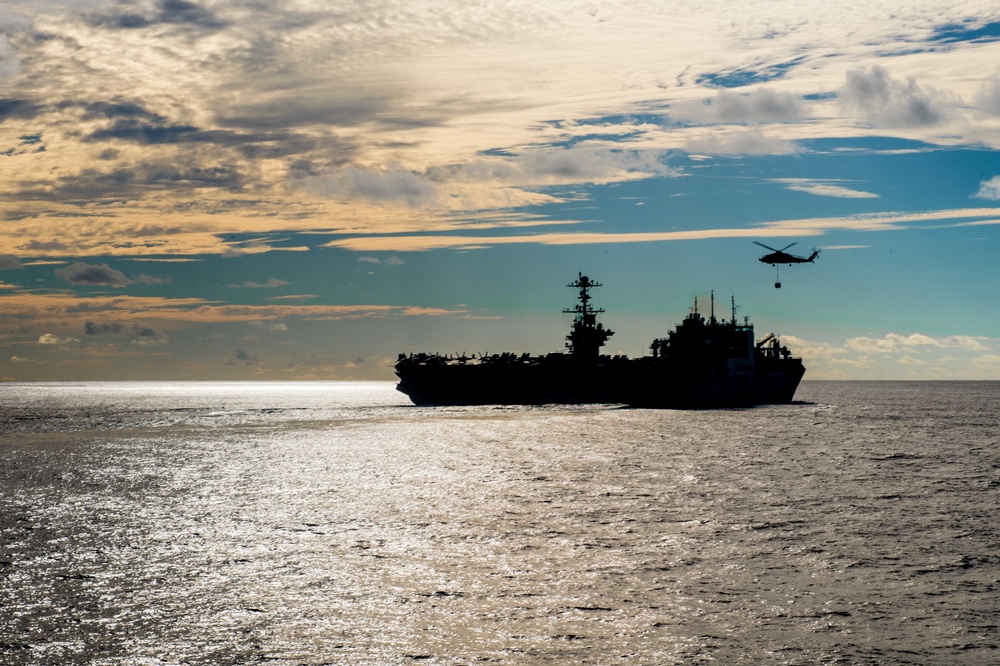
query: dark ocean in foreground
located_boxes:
[1,381,997,665]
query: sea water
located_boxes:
[0,381,997,665]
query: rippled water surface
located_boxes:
[1,381,998,664]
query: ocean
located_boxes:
[0,381,997,665]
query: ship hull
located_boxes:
[395,357,804,408]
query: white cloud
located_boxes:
[974,70,1000,117]
[38,333,78,345]
[251,320,288,332]
[847,332,967,353]
[774,179,879,199]
[358,256,404,265]
[941,335,989,351]
[236,279,290,289]
[784,332,1000,379]
[973,175,1000,201]
[846,336,899,354]
[838,65,960,128]
[893,333,939,347]
[513,148,671,184]
[682,127,799,155]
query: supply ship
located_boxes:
[394,274,805,408]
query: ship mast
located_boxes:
[563,273,614,358]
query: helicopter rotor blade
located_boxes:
[778,242,798,252]
[752,241,779,252]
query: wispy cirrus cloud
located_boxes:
[772,178,879,198]
[231,279,290,289]
[323,207,1000,251]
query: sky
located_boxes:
[1,0,1000,381]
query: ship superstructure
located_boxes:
[563,274,614,359]
[394,274,804,407]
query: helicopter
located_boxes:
[753,241,820,288]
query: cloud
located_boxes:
[86,0,228,32]
[0,254,22,270]
[782,332,1000,379]
[773,179,879,199]
[972,175,1000,200]
[85,321,123,335]
[0,293,467,351]
[674,88,806,124]
[434,148,663,187]
[15,162,246,203]
[838,65,958,128]
[251,320,288,332]
[512,148,670,183]
[302,166,437,206]
[682,128,799,155]
[227,348,262,366]
[974,69,1000,116]
[269,294,320,301]
[322,206,1000,251]
[129,324,169,346]
[133,273,173,285]
[84,320,169,346]
[56,262,131,287]
[297,148,672,211]
[18,239,74,253]
[234,279,290,288]
[358,256,405,265]
[0,98,45,121]
[846,332,988,354]
[38,333,78,345]
[0,10,30,83]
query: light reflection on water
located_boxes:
[1,381,998,664]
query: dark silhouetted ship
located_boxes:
[395,274,805,408]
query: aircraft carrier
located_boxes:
[394,274,805,408]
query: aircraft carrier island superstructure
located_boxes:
[394,274,805,408]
